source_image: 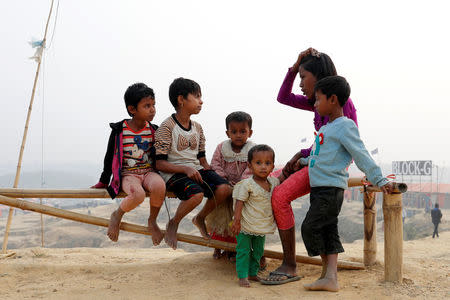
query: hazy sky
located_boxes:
[1,1,449,177]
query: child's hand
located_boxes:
[284,153,302,174]
[183,166,203,183]
[231,219,241,236]
[292,47,320,71]
[381,182,395,194]
[91,182,107,189]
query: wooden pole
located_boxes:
[383,191,403,282]
[0,195,364,270]
[2,0,55,254]
[363,190,377,266]
[0,180,408,200]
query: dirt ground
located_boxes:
[1,230,449,299]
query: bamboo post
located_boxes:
[0,194,364,270]
[2,0,55,254]
[383,191,403,282]
[363,190,377,266]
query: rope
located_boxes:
[40,54,46,248]
[46,0,60,50]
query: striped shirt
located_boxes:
[154,114,206,182]
[122,120,154,175]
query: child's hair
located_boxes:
[248,144,275,163]
[314,75,351,107]
[124,83,155,117]
[435,203,439,208]
[225,111,253,130]
[299,53,337,81]
[168,77,202,109]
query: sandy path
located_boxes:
[1,232,449,299]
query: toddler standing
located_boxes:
[231,144,282,287]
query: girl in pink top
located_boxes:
[262,48,358,285]
[207,111,255,260]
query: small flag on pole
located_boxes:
[300,137,307,143]
[371,148,378,155]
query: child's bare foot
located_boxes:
[259,256,267,271]
[213,248,222,259]
[107,209,124,242]
[303,277,339,292]
[148,218,164,246]
[248,275,260,282]
[239,278,250,287]
[192,215,210,239]
[319,263,328,279]
[164,219,179,250]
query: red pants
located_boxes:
[271,167,311,230]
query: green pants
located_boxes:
[236,232,265,279]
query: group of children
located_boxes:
[92,75,394,291]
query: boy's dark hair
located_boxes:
[124,83,154,117]
[168,77,202,109]
[300,53,337,81]
[435,203,439,208]
[248,144,275,163]
[314,75,351,107]
[225,111,253,129]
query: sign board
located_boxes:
[392,160,432,176]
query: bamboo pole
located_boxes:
[0,195,364,270]
[0,178,406,199]
[0,188,178,199]
[2,0,55,254]
[363,190,377,266]
[382,191,403,282]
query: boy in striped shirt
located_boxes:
[92,83,166,245]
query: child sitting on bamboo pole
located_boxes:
[154,77,232,250]
[207,111,255,261]
[299,76,394,292]
[92,83,166,245]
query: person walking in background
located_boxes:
[431,203,443,238]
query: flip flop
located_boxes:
[260,271,301,285]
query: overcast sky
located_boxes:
[1,1,449,179]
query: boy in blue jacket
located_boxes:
[301,76,394,292]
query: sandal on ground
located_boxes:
[260,271,301,285]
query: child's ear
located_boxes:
[330,94,338,105]
[128,105,137,116]
[226,130,231,138]
[177,95,184,108]
[248,129,253,138]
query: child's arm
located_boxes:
[196,123,210,170]
[277,70,314,111]
[210,143,226,177]
[231,200,244,236]
[340,122,391,190]
[231,180,250,235]
[156,160,203,183]
[91,129,115,188]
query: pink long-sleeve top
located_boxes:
[277,68,358,158]
[210,140,256,186]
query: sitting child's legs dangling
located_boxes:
[108,175,146,242]
[142,172,166,246]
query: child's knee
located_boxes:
[150,178,166,196]
[133,189,146,204]
[188,192,204,206]
[215,184,232,197]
